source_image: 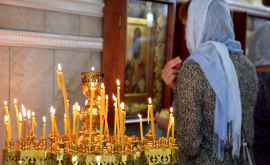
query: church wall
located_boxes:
[0,1,104,162]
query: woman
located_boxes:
[162,0,258,164]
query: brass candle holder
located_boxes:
[3,68,179,165]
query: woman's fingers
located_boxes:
[162,57,182,88]
[167,57,182,68]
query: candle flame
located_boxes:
[50,106,56,115]
[84,100,88,106]
[106,95,108,100]
[120,102,125,110]
[170,107,173,113]
[138,114,142,119]
[112,94,116,101]
[27,110,31,120]
[31,112,35,117]
[73,102,80,112]
[116,79,120,86]
[19,112,23,121]
[90,82,95,88]
[42,116,46,123]
[101,83,105,89]
[148,97,152,104]
[4,115,9,123]
[21,104,27,118]
[14,98,17,104]
[4,100,8,106]
[57,64,62,72]
[91,66,95,71]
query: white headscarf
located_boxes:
[186,0,243,161]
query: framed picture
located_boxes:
[124,17,152,117]
[125,18,151,98]
[103,0,175,122]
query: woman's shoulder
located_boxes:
[179,59,203,78]
[176,59,209,89]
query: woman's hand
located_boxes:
[161,57,182,88]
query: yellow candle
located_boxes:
[27,110,31,137]
[6,115,12,143]
[167,107,175,139]
[50,106,58,137]
[31,112,37,137]
[4,115,12,143]
[100,83,106,136]
[72,103,77,134]
[3,101,9,116]
[104,95,109,137]
[116,79,121,108]
[148,98,156,140]
[170,107,175,139]
[64,114,68,136]
[112,94,119,138]
[56,64,70,134]
[21,104,27,138]
[172,117,175,139]
[167,118,172,139]
[42,116,46,139]
[14,99,19,124]
[138,114,144,142]
[3,101,12,142]
[18,112,23,141]
[120,102,125,142]
[72,102,80,135]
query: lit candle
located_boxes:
[167,118,172,140]
[138,114,144,142]
[104,95,109,138]
[18,112,23,141]
[27,110,31,137]
[56,64,70,134]
[4,115,12,143]
[100,83,106,136]
[113,94,119,140]
[170,107,175,139]
[31,112,37,137]
[3,101,9,116]
[172,117,175,139]
[116,79,120,108]
[120,102,126,143]
[50,106,58,137]
[148,98,156,140]
[72,102,80,137]
[14,99,20,128]
[3,101,12,142]
[21,104,27,138]
[167,107,175,140]
[42,116,46,139]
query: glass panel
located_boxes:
[125,0,168,119]
[246,16,270,66]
